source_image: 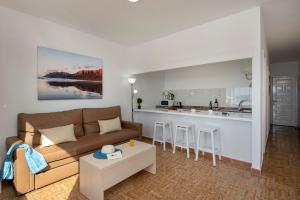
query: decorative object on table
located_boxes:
[37,46,103,100]
[93,148,122,160]
[128,77,138,122]
[129,139,135,147]
[101,145,115,154]
[107,151,123,160]
[137,98,143,109]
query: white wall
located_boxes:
[134,59,252,108]
[164,59,252,90]
[133,71,165,109]
[270,61,299,77]
[0,6,131,155]
[260,17,270,164]
[129,7,263,170]
[128,8,259,74]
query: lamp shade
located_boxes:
[128,78,136,84]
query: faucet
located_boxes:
[238,100,247,111]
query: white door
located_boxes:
[272,76,297,126]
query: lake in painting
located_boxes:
[37,47,103,100]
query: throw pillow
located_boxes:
[98,117,122,135]
[39,124,77,147]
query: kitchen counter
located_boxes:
[134,108,252,122]
[134,108,252,163]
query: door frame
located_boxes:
[271,75,298,127]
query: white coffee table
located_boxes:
[80,140,156,200]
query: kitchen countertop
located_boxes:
[134,108,252,122]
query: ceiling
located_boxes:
[0,0,269,46]
[262,0,300,63]
[0,0,299,62]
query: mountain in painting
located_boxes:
[44,68,102,81]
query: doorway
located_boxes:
[271,76,297,127]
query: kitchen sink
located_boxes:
[220,108,252,113]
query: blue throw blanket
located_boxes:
[0,143,48,181]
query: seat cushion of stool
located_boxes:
[176,123,194,128]
[155,121,170,126]
[198,126,219,133]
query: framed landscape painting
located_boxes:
[37,46,103,100]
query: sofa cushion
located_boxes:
[39,124,77,147]
[18,109,84,145]
[36,128,139,163]
[83,106,122,135]
[75,129,140,155]
[98,117,122,135]
[35,142,79,163]
[72,128,140,155]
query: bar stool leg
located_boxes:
[218,130,222,160]
[152,124,157,145]
[173,126,177,154]
[169,123,173,148]
[192,125,196,154]
[211,131,216,167]
[163,125,166,151]
[195,131,200,161]
[186,128,190,159]
[202,131,205,157]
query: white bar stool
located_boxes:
[172,123,196,158]
[195,125,222,166]
[152,121,173,151]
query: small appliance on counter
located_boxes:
[161,100,174,106]
[160,91,182,108]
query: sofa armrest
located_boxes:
[6,136,23,151]
[121,121,143,136]
[5,136,34,194]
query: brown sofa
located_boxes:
[6,106,142,195]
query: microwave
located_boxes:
[161,100,174,106]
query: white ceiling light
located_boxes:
[128,0,140,2]
[128,78,136,84]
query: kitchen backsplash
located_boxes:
[169,87,252,108]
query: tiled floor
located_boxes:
[0,126,299,200]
